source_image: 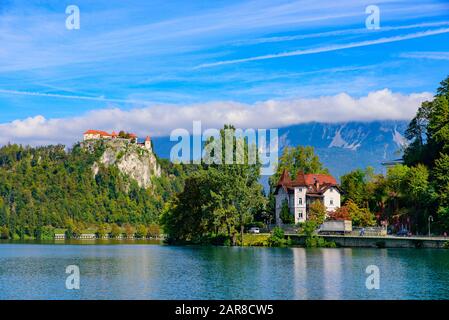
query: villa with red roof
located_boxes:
[274,169,341,225]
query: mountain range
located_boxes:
[152,120,409,180]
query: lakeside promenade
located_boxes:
[286,233,449,248]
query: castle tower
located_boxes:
[145,136,152,151]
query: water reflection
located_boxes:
[292,248,307,299]
[322,249,343,299]
[2,244,449,299]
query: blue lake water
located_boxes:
[1,241,449,300]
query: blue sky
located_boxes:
[0,0,448,145]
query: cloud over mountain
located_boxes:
[0,89,432,147]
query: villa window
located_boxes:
[298,198,303,205]
[298,210,303,218]
[298,188,302,192]
[330,199,334,205]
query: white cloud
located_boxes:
[400,51,449,61]
[0,89,152,104]
[232,21,449,46]
[0,89,432,147]
[196,28,449,68]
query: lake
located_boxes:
[1,241,449,299]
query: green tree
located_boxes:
[96,223,108,238]
[404,75,449,167]
[345,200,375,227]
[36,225,55,240]
[110,224,122,238]
[267,226,289,247]
[433,153,449,229]
[135,224,147,238]
[268,145,328,220]
[160,125,266,245]
[436,76,449,97]
[340,167,375,207]
[147,224,160,238]
[0,140,181,239]
[270,146,329,188]
[307,201,326,225]
[0,226,9,239]
[124,224,134,238]
[280,199,294,224]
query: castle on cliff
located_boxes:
[83,130,152,151]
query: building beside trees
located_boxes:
[274,169,341,224]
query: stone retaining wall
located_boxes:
[287,234,448,248]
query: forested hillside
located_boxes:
[0,141,185,239]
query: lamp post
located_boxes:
[428,215,434,237]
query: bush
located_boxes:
[272,226,284,238]
[299,221,318,236]
[280,200,295,224]
[147,224,160,238]
[209,233,231,246]
[110,224,122,238]
[267,227,291,247]
[300,221,335,248]
[135,224,147,238]
[305,235,336,248]
[96,223,108,238]
[124,224,135,237]
[308,201,326,225]
[65,220,84,239]
[36,225,55,240]
[0,226,9,239]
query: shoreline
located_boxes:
[287,234,449,249]
[2,234,449,249]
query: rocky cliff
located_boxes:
[85,139,161,189]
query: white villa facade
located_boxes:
[274,169,341,225]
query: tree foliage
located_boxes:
[0,142,181,239]
[270,146,329,187]
[307,201,326,225]
[160,125,267,245]
[339,76,449,234]
[280,199,294,224]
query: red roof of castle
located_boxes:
[84,130,138,138]
[145,136,151,142]
[84,129,111,136]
